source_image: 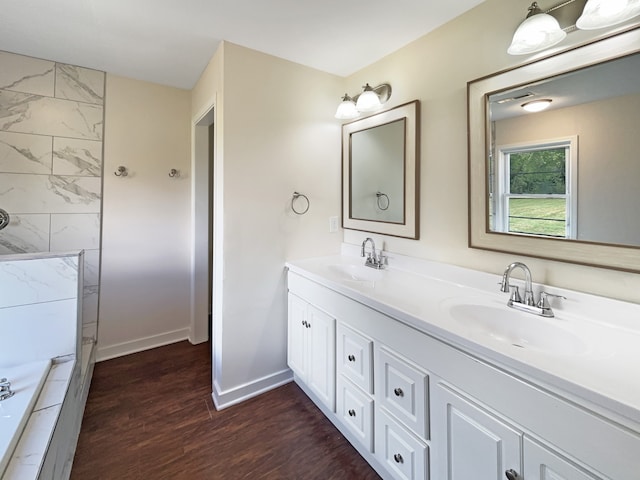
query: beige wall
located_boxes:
[342,0,640,303]
[496,93,640,245]
[99,74,191,360]
[192,42,344,407]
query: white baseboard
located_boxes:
[95,328,190,362]
[212,369,293,410]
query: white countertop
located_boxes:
[286,247,640,428]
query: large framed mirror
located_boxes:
[342,100,419,239]
[468,27,640,272]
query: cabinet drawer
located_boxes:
[337,322,373,394]
[377,346,429,439]
[375,408,429,480]
[337,375,374,452]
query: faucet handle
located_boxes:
[537,291,566,309]
[508,285,522,304]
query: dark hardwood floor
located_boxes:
[71,341,380,479]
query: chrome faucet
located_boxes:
[499,262,565,317]
[500,262,535,306]
[361,237,385,269]
[0,377,14,401]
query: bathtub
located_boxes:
[0,360,51,476]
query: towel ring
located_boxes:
[376,192,390,211]
[292,192,310,215]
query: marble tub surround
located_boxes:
[0,251,87,480]
[3,358,78,480]
[0,50,104,346]
[287,246,640,427]
[0,360,51,476]
[0,252,82,368]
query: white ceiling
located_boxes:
[0,0,484,90]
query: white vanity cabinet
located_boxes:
[286,267,640,480]
[287,293,335,411]
[431,381,602,480]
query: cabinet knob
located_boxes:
[347,354,356,362]
[393,453,404,464]
[394,387,404,397]
[348,409,356,417]
[505,469,519,480]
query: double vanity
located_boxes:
[286,246,640,480]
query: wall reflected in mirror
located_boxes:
[488,51,640,248]
[350,119,405,224]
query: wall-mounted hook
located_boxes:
[114,166,128,177]
[169,168,180,178]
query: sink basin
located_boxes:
[327,264,384,284]
[444,301,588,355]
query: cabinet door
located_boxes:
[307,304,336,410]
[287,294,308,379]
[524,437,602,480]
[431,382,522,480]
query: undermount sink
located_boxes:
[327,264,384,284]
[443,300,588,355]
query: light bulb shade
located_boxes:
[576,0,640,30]
[508,13,567,55]
[335,96,359,119]
[356,85,382,112]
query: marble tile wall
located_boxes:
[0,51,104,343]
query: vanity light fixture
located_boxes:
[508,2,567,55]
[521,98,552,112]
[334,83,392,119]
[356,84,383,112]
[576,0,640,29]
[335,94,359,120]
[509,0,640,55]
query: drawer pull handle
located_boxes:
[393,453,404,464]
[348,409,356,417]
[348,354,356,362]
[505,469,519,480]
[394,387,404,397]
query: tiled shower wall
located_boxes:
[0,51,104,344]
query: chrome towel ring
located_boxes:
[376,192,390,211]
[292,192,310,215]
[0,208,9,231]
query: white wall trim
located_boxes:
[211,369,293,410]
[96,328,189,362]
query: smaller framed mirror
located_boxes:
[342,100,420,239]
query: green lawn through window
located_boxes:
[508,198,566,237]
